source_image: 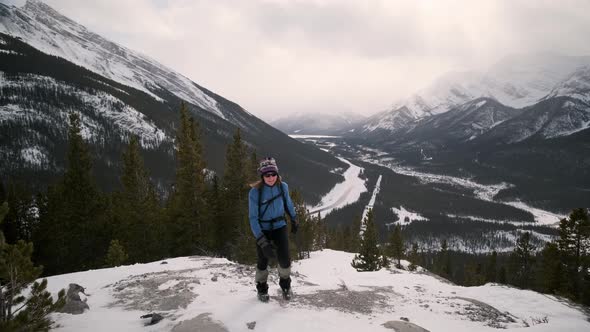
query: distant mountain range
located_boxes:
[271,112,365,135]
[276,53,590,211]
[0,0,345,203]
[356,53,590,138]
[359,56,590,211]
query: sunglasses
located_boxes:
[263,173,277,178]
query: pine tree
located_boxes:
[290,189,313,259]
[557,208,590,300]
[168,103,207,256]
[33,112,108,274]
[0,204,66,331]
[435,239,452,279]
[510,232,535,289]
[1,183,36,244]
[537,242,562,294]
[105,240,128,267]
[498,266,507,284]
[485,250,498,283]
[387,224,404,268]
[351,209,382,271]
[315,212,327,250]
[408,243,420,271]
[112,136,162,263]
[220,128,252,260]
[348,215,361,253]
[0,180,6,205]
[464,261,486,286]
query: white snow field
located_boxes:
[45,250,589,332]
[308,157,367,216]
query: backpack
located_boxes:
[257,183,290,229]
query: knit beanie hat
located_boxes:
[258,157,279,175]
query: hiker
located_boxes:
[248,157,298,301]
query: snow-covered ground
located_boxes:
[308,157,367,216]
[46,250,590,332]
[389,206,428,226]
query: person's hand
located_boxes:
[291,220,299,234]
[257,235,277,260]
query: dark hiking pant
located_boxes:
[255,225,291,288]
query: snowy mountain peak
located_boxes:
[0,0,226,120]
[546,65,590,104]
[362,54,590,135]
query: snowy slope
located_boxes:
[0,0,224,119]
[360,54,590,135]
[308,157,367,216]
[45,250,590,332]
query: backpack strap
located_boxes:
[258,184,288,231]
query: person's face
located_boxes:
[263,172,278,186]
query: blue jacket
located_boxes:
[248,181,297,239]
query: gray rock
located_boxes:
[211,275,218,282]
[382,321,430,332]
[171,313,229,332]
[56,283,89,315]
[247,321,256,330]
[140,313,164,326]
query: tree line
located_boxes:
[0,103,328,330]
[346,208,590,306]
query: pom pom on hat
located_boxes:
[258,157,278,175]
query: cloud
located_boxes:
[20,0,590,117]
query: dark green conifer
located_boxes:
[510,232,535,288]
[537,242,562,294]
[351,209,382,271]
[435,239,452,279]
[557,208,590,300]
[387,224,404,268]
[112,136,162,263]
[1,205,66,331]
[408,243,420,271]
[33,113,108,274]
[485,250,498,283]
[220,128,251,260]
[105,239,128,267]
[168,103,207,256]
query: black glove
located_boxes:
[291,220,299,234]
[257,235,277,260]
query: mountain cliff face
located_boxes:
[0,1,345,203]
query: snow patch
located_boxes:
[310,157,367,216]
[0,49,22,55]
[20,146,48,166]
[390,206,428,226]
[475,100,487,108]
[503,201,562,226]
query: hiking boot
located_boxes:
[279,277,292,300]
[256,282,269,302]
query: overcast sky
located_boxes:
[6,0,590,119]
